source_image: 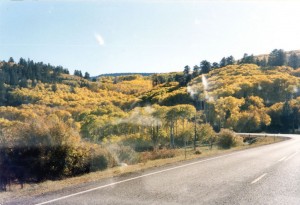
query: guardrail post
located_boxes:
[184,138,187,159]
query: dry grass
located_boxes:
[0,136,287,201]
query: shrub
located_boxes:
[217,129,237,149]
[90,155,108,171]
[106,143,140,165]
[243,136,257,144]
[0,116,115,188]
[140,148,176,162]
[121,134,153,152]
[176,130,194,146]
[199,124,216,149]
[195,150,201,155]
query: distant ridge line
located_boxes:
[94,72,156,78]
[255,49,300,60]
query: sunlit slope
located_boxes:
[140,82,193,106]
[185,64,300,133]
[98,75,153,96]
[189,64,300,105]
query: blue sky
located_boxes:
[1,0,300,76]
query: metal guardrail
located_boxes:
[237,133,282,143]
[182,133,283,159]
[237,133,280,137]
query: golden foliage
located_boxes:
[190,64,300,103]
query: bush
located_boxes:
[140,148,176,162]
[217,129,237,149]
[90,155,108,171]
[199,124,216,149]
[106,143,140,165]
[195,150,201,155]
[0,116,115,189]
[243,136,257,144]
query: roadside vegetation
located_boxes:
[0,134,285,200]
[1,48,300,192]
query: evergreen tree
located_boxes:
[0,57,73,88]
[288,53,299,69]
[64,69,70,74]
[0,73,6,105]
[18,58,27,67]
[84,72,90,79]
[8,57,14,63]
[219,57,227,68]
[9,66,18,85]
[268,49,286,66]
[183,65,191,75]
[226,55,235,65]
[200,60,211,74]
[240,53,255,64]
[74,70,83,77]
[183,65,192,85]
[192,65,200,78]
[212,62,219,69]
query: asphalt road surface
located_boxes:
[4,134,300,205]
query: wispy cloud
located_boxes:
[94,33,104,46]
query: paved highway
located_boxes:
[4,134,300,205]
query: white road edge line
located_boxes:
[35,151,248,205]
[284,151,299,162]
[251,173,267,184]
[278,156,287,162]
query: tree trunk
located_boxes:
[194,116,197,150]
[170,124,174,148]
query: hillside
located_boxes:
[188,64,300,132]
[2,58,300,189]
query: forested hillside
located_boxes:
[1,49,300,190]
[188,64,300,133]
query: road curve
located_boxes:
[4,134,300,205]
